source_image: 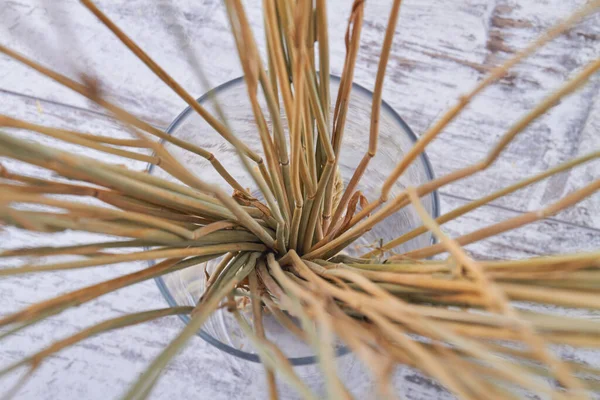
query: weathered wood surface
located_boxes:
[0,0,598,399]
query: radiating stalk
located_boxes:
[364,151,599,257]
[0,243,265,276]
[249,271,279,400]
[0,306,194,378]
[0,44,246,193]
[322,0,365,232]
[122,252,261,400]
[307,57,600,260]
[403,179,599,259]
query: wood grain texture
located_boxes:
[0,0,599,399]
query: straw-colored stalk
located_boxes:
[1,1,599,399]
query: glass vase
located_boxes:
[148,75,439,398]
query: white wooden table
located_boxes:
[0,0,598,398]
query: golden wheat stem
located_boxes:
[0,44,249,193]
[412,305,600,336]
[406,187,586,394]
[336,27,600,239]
[287,1,312,250]
[301,101,319,189]
[95,193,223,225]
[0,190,195,239]
[1,160,242,221]
[202,252,251,302]
[224,1,290,230]
[259,67,294,216]
[0,243,265,276]
[345,251,600,274]
[249,272,279,400]
[0,256,214,334]
[261,296,307,341]
[367,309,478,400]
[0,208,188,243]
[365,151,600,257]
[272,254,352,398]
[0,115,160,164]
[307,57,600,259]
[322,0,365,233]
[202,253,235,292]
[123,252,261,400]
[0,133,252,222]
[0,239,151,258]
[0,306,194,379]
[327,0,403,236]
[327,306,396,397]
[266,0,297,209]
[80,0,264,162]
[264,10,280,114]
[276,0,295,76]
[316,0,330,128]
[266,254,355,398]
[292,260,558,395]
[378,0,600,202]
[231,307,318,400]
[298,67,337,251]
[264,0,294,122]
[404,179,599,259]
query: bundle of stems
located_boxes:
[1,0,599,399]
